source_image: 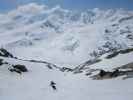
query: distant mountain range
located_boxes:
[0,3,133,67]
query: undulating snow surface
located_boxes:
[0,3,133,100]
[0,57,133,100]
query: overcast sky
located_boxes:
[0,0,133,12]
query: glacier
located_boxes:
[0,3,133,67]
[0,3,133,100]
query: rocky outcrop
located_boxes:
[73,59,101,74]
[91,69,133,80]
[0,48,14,58]
[90,61,133,80]
[0,59,3,66]
[60,67,73,72]
[91,69,120,80]
[106,48,133,59]
[8,64,28,74]
[12,64,28,72]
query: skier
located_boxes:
[50,81,57,90]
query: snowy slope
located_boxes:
[73,50,133,75]
[0,56,133,100]
[0,3,133,100]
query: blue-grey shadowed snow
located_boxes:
[0,0,133,12]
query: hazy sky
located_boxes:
[0,0,133,12]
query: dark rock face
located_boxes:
[46,64,53,69]
[98,69,119,78]
[127,34,133,40]
[99,70,108,77]
[12,64,28,72]
[0,48,14,58]
[91,69,133,80]
[0,59,3,66]
[106,48,133,59]
[119,48,133,54]
[106,52,119,59]
[92,69,120,80]
[8,64,28,74]
[116,62,133,70]
[73,59,101,74]
[8,68,22,74]
[119,16,133,23]
[110,69,119,77]
[60,67,73,72]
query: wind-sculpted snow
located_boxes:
[0,3,133,67]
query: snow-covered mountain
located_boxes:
[0,3,133,100]
[0,3,133,67]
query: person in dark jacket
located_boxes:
[50,81,57,90]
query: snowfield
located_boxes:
[0,3,133,100]
[0,57,133,100]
